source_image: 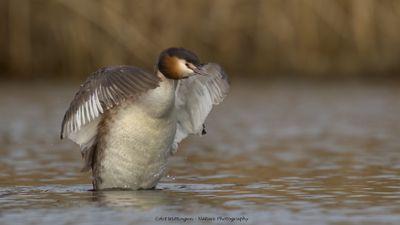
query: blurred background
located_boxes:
[1,0,400,80]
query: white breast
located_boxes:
[98,77,176,189]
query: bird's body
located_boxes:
[94,73,176,189]
[61,48,229,190]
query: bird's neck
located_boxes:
[156,70,178,90]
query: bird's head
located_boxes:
[157,47,208,79]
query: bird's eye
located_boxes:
[185,63,190,68]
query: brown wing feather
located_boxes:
[60,65,161,139]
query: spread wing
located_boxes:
[172,63,230,153]
[60,65,161,148]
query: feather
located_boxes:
[172,63,229,154]
[60,65,161,146]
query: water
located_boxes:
[0,80,399,225]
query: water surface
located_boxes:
[0,80,399,225]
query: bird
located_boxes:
[60,47,229,190]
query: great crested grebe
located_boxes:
[60,47,229,190]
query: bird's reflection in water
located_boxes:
[87,183,231,212]
[89,188,179,209]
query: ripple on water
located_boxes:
[1,82,400,225]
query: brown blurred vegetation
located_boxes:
[1,0,400,80]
